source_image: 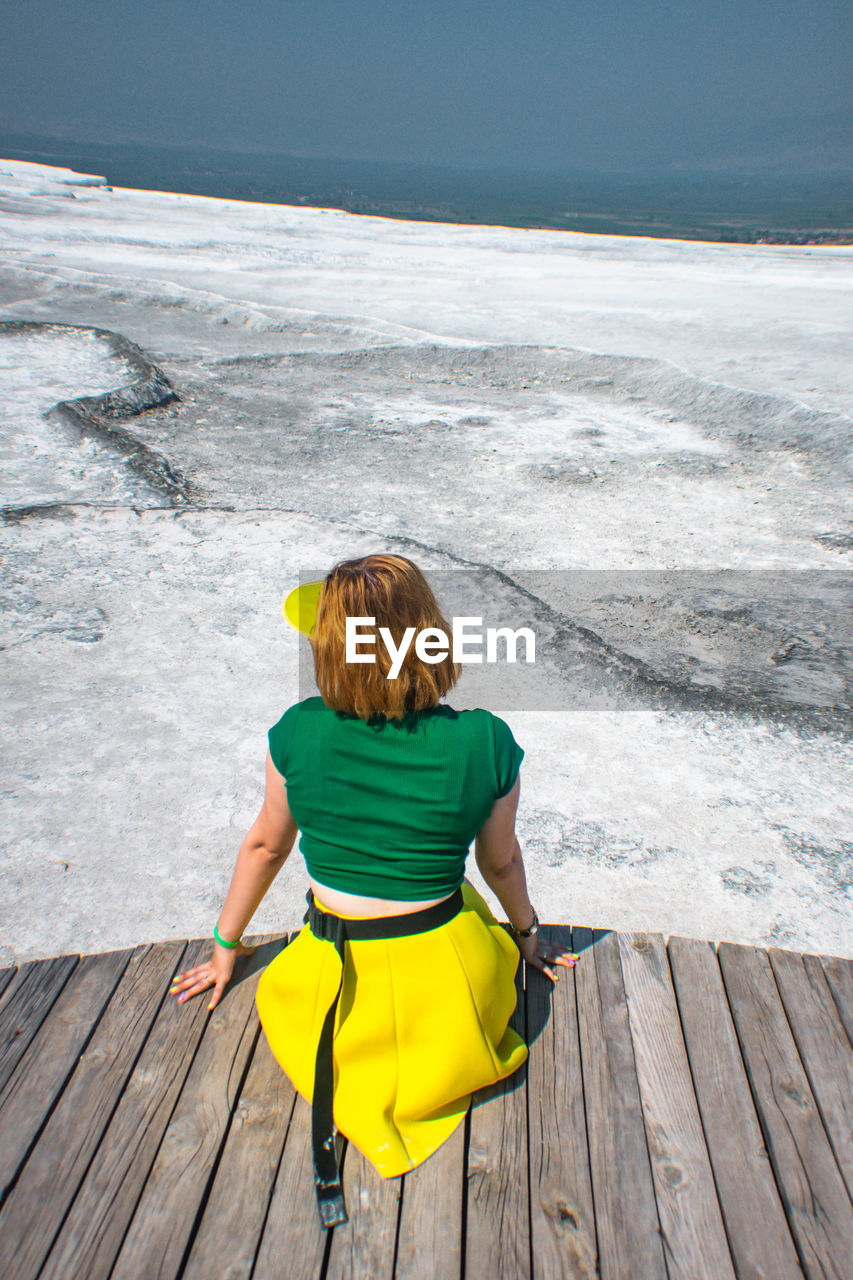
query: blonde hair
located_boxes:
[311,554,460,721]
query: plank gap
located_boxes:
[819,955,853,1050]
[105,987,217,1275]
[244,940,299,1280]
[523,961,534,1280]
[664,938,740,1280]
[0,968,18,1005]
[391,1169,405,1279]
[572,925,602,1280]
[245,1089,299,1280]
[572,927,667,1280]
[712,938,806,1274]
[176,1017,265,1280]
[460,1105,470,1280]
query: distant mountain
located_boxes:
[673,110,852,176]
[1,124,850,243]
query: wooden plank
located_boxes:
[38,938,213,1280]
[719,941,853,1279]
[0,954,78,1095]
[325,1142,402,1280]
[109,936,285,1280]
[668,937,803,1280]
[526,923,597,1280]
[251,1092,332,1280]
[0,947,131,1196]
[181,993,297,1280]
[0,968,16,1004]
[770,948,853,1199]
[618,932,735,1280]
[394,1117,465,1280]
[0,942,185,1280]
[820,954,853,1049]
[573,927,667,1280]
[465,951,529,1280]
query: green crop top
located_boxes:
[267,696,524,900]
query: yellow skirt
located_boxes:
[255,880,528,1178]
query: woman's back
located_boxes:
[268,695,524,902]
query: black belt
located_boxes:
[302,885,465,1228]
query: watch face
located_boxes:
[510,910,538,937]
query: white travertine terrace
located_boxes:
[1,159,850,961]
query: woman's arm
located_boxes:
[474,775,577,981]
[170,750,299,1008]
[215,750,299,941]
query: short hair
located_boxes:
[312,554,460,721]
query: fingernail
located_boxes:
[208,1002,214,1010]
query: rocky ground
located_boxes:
[1,159,851,961]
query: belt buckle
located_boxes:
[306,899,346,948]
[317,1182,348,1228]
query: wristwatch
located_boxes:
[508,908,539,939]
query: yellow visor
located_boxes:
[283,579,325,636]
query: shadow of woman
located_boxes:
[472,923,612,1107]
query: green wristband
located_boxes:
[213,922,242,949]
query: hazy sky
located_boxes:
[2,0,851,171]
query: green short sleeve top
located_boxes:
[267,696,524,900]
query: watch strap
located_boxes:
[509,908,539,938]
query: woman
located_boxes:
[170,554,577,1227]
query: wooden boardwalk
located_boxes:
[0,926,851,1280]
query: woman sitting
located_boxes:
[170,553,577,1227]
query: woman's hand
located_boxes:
[516,931,578,982]
[169,940,256,1011]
